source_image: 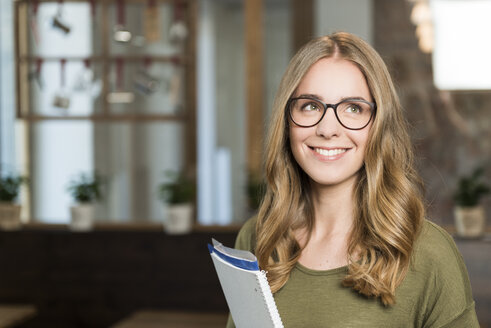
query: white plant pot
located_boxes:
[454,205,486,238]
[70,204,95,231]
[0,203,22,230]
[165,203,194,234]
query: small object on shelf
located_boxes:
[73,59,102,98]
[113,0,132,43]
[134,70,160,95]
[52,15,71,34]
[114,25,132,43]
[51,2,71,34]
[52,59,71,110]
[107,58,134,104]
[169,0,188,45]
[52,93,70,109]
[143,0,161,43]
[130,1,148,47]
[106,92,134,104]
[27,58,44,90]
[134,59,160,95]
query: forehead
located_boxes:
[296,57,371,102]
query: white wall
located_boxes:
[314,0,373,44]
[0,0,16,169]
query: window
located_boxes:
[431,0,491,90]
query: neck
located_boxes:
[309,175,358,239]
[294,175,359,270]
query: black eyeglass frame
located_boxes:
[287,96,377,130]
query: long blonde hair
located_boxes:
[255,32,425,306]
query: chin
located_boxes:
[306,168,363,189]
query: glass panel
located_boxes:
[1,0,16,167]
[32,121,94,223]
[31,121,184,223]
[93,122,184,222]
[214,0,246,223]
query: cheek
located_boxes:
[289,126,305,152]
[288,126,303,163]
[350,128,371,156]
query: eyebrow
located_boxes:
[295,93,370,103]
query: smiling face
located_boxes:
[289,57,373,190]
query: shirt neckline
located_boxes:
[295,262,348,276]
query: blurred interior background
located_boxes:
[0,0,490,327]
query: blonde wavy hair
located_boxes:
[255,32,425,306]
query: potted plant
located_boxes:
[453,167,490,238]
[158,170,195,234]
[0,174,28,230]
[67,173,103,231]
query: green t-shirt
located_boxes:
[225,218,479,328]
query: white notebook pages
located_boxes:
[208,239,284,328]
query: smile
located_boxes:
[313,148,347,157]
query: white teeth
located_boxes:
[314,148,347,157]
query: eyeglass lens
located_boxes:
[289,98,373,129]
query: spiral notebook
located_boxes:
[208,239,284,328]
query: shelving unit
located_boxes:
[13,0,196,221]
[15,0,195,122]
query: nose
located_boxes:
[315,107,341,138]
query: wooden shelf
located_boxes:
[17,113,188,122]
[15,0,182,4]
[18,55,188,64]
[17,220,242,233]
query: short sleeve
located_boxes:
[233,216,257,252]
[417,221,480,327]
[439,302,479,328]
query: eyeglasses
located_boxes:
[287,96,376,130]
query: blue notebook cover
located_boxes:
[208,240,259,271]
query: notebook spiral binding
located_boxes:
[257,270,284,328]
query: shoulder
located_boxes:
[234,216,258,252]
[413,220,466,273]
[409,219,478,326]
[412,219,471,287]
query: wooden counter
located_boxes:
[111,310,228,328]
[0,305,36,328]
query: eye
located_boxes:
[344,103,362,114]
[302,101,321,112]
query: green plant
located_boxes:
[158,171,195,205]
[0,174,29,202]
[454,167,490,207]
[67,173,103,203]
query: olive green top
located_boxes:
[225,218,479,328]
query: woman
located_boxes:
[226,32,479,327]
